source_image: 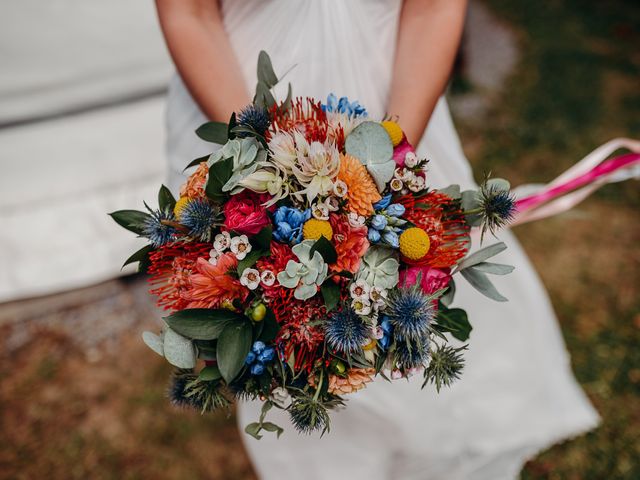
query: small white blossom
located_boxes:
[324,196,340,212]
[230,235,252,260]
[208,249,221,266]
[406,366,424,377]
[369,286,388,308]
[404,152,418,168]
[270,387,292,409]
[352,297,372,315]
[349,279,371,299]
[347,212,366,228]
[408,175,426,193]
[390,178,404,192]
[240,268,261,290]
[374,326,385,340]
[333,180,348,198]
[311,202,330,220]
[213,231,231,252]
[394,167,413,182]
[260,269,276,286]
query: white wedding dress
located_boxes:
[165,1,599,478]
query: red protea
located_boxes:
[398,191,470,268]
[269,97,329,143]
[147,242,211,311]
[255,241,296,309]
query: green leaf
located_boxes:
[321,281,340,312]
[440,279,456,307]
[461,190,482,226]
[435,307,472,341]
[237,249,264,275]
[164,309,244,340]
[473,262,514,275]
[485,177,511,192]
[227,112,237,140]
[257,50,278,87]
[162,328,196,369]
[142,331,164,357]
[217,320,253,383]
[158,184,176,211]
[457,242,507,271]
[109,210,151,235]
[199,365,222,381]
[254,81,277,111]
[309,236,337,264]
[260,422,284,438]
[183,154,210,172]
[252,226,272,252]
[438,184,461,200]
[258,309,280,343]
[196,121,229,144]
[122,244,154,270]
[244,422,263,440]
[460,267,508,302]
[344,121,394,192]
[205,157,234,202]
[280,83,293,113]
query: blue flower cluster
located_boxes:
[367,195,407,249]
[378,317,394,350]
[322,93,367,118]
[273,206,311,244]
[245,341,276,376]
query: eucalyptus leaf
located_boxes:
[196,121,229,144]
[473,262,515,275]
[460,267,508,302]
[162,328,196,369]
[460,190,482,227]
[261,422,284,438]
[142,331,164,357]
[109,210,151,235]
[217,320,253,383]
[245,422,263,440]
[457,242,507,271]
[440,279,456,307]
[438,184,461,200]
[345,121,394,192]
[165,309,244,340]
[485,178,511,192]
[257,50,278,87]
[158,185,176,211]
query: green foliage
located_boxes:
[257,309,280,343]
[164,309,245,340]
[205,157,234,202]
[157,185,176,211]
[309,235,337,264]
[216,320,253,383]
[198,365,222,382]
[320,280,340,312]
[435,305,472,342]
[196,121,229,144]
[121,244,153,272]
[162,328,196,369]
[109,210,151,235]
[183,154,209,172]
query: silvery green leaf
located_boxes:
[438,184,461,199]
[142,331,164,357]
[485,178,511,192]
[460,267,508,302]
[460,189,482,226]
[456,242,507,271]
[440,280,456,307]
[345,121,394,192]
[473,262,514,275]
[162,328,196,369]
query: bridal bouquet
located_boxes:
[110,52,522,437]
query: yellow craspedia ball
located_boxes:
[174,196,191,220]
[303,218,333,241]
[381,120,404,147]
[399,227,431,260]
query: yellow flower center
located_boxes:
[399,227,431,260]
[381,121,404,147]
[302,218,333,241]
[173,197,191,220]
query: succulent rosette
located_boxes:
[111,52,516,437]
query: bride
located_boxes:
[156,0,599,478]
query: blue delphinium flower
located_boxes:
[237,105,271,136]
[370,214,388,231]
[250,363,265,376]
[323,93,368,118]
[382,230,400,248]
[245,351,257,365]
[373,194,392,211]
[273,206,311,244]
[386,286,437,341]
[245,341,275,376]
[325,307,370,354]
[180,198,217,241]
[368,228,381,243]
[257,348,275,363]
[386,203,406,218]
[394,336,430,370]
[142,208,176,247]
[252,341,266,354]
[378,317,394,350]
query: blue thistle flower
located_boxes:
[180,198,217,241]
[394,335,430,370]
[167,371,192,408]
[386,286,437,341]
[479,184,516,238]
[324,307,370,354]
[142,208,176,247]
[237,105,271,136]
[289,397,330,435]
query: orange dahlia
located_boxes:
[183,254,248,309]
[327,368,376,395]
[337,154,381,216]
[329,214,369,274]
[180,162,208,199]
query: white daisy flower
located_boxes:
[390,178,404,192]
[260,269,276,286]
[213,231,231,252]
[208,248,221,266]
[351,297,372,316]
[347,212,366,228]
[369,286,388,308]
[404,152,418,168]
[349,279,371,299]
[230,235,252,260]
[333,180,348,198]
[240,268,261,290]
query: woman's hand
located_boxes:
[387,0,468,145]
[156,0,251,121]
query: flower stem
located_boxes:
[312,370,324,402]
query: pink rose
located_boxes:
[223,191,272,235]
[399,266,451,294]
[392,139,415,168]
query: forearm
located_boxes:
[387,0,467,145]
[156,0,250,122]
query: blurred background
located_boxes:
[0,0,638,478]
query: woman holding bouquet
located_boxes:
[155,0,598,478]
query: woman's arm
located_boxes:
[387,0,468,145]
[155,0,250,121]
